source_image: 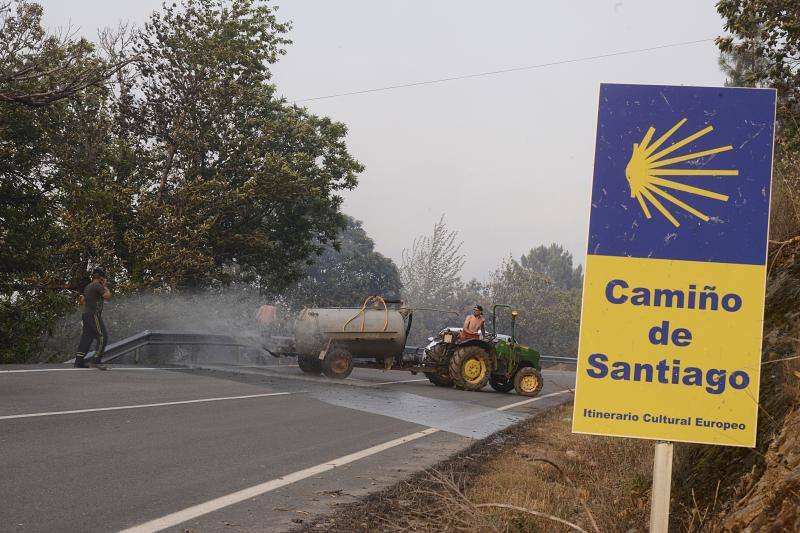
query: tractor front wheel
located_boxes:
[449,346,490,391]
[513,367,543,397]
[297,356,322,374]
[489,374,515,393]
[322,348,353,379]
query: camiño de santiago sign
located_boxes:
[572,83,776,447]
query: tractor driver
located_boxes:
[461,305,486,341]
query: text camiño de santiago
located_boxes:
[585,278,751,395]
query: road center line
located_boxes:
[117,427,440,533]
[496,390,573,411]
[0,392,292,421]
[0,367,164,374]
[0,368,83,374]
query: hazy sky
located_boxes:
[40,0,728,280]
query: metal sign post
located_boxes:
[649,441,674,533]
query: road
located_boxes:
[0,363,575,532]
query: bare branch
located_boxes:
[475,503,590,533]
[0,0,141,107]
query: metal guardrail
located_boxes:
[69,332,578,366]
[540,355,578,364]
[403,345,576,364]
[70,330,252,364]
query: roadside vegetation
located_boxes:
[400,216,582,356]
[668,1,800,531]
[299,403,653,533]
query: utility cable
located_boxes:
[295,37,716,103]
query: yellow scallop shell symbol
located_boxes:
[625,118,738,227]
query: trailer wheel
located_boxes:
[322,348,353,379]
[449,346,490,391]
[297,356,322,374]
[427,372,453,387]
[489,374,515,393]
[513,367,543,397]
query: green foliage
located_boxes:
[399,216,581,354]
[282,216,402,308]
[519,243,583,291]
[1,0,363,362]
[717,0,800,146]
[0,1,130,106]
[0,291,73,364]
[488,258,580,355]
[400,215,465,307]
[717,1,800,96]
[401,216,467,344]
[125,0,362,290]
[717,1,800,238]
[0,2,125,362]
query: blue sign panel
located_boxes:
[588,84,776,265]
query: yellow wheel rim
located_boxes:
[520,374,539,393]
[463,358,486,383]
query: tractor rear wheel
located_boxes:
[427,372,454,387]
[449,346,490,391]
[489,374,515,393]
[297,356,322,374]
[322,347,353,379]
[513,367,543,397]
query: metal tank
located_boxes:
[293,305,410,360]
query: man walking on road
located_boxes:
[461,305,486,340]
[74,268,112,370]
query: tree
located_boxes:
[400,216,467,344]
[401,215,465,308]
[0,2,127,363]
[519,243,583,291]
[717,1,800,238]
[283,216,402,308]
[718,46,770,89]
[123,0,363,291]
[488,258,580,355]
[717,1,800,145]
[1,0,365,362]
[0,1,134,107]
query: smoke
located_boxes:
[37,284,279,363]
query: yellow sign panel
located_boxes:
[572,84,776,447]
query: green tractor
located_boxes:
[421,304,543,396]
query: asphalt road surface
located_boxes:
[1,363,575,533]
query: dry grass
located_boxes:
[300,404,654,533]
[461,405,652,533]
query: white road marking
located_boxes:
[0,367,164,374]
[372,378,429,386]
[0,368,84,374]
[117,427,441,533]
[496,390,573,412]
[0,392,292,421]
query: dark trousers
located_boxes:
[76,312,108,361]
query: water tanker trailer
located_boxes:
[262,296,416,379]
